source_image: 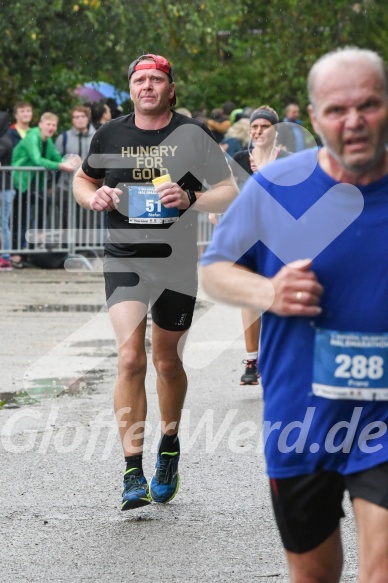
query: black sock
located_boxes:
[158,432,180,455]
[125,454,143,474]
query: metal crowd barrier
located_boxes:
[0,167,214,268]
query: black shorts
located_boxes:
[103,255,197,332]
[270,462,388,554]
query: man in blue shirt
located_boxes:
[201,47,388,582]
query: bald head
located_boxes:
[308,47,388,108]
[306,46,388,180]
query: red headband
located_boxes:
[128,54,176,106]
[128,54,173,81]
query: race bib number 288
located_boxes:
[312,328,388,400]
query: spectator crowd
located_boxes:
[0,95,312,272]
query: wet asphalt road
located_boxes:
[0,266,358,582]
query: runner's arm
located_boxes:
[201,259,323,317]
[192,175,238,213]
[73,167,122,212]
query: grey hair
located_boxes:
[308,47,388,108]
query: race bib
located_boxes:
[126,184,180,224]
[312,328,388,400]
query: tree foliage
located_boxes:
[0,0,387,127]
[0,0,127,122]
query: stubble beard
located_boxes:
[322,133,387,176]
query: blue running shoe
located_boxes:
[121,468,151,511]
[150,452,180,504]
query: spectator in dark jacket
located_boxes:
[7,101,33,147]
[0,112,15,269]
[90,100,112,130]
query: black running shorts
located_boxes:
[270,462,388,554]
[103,255,197,332]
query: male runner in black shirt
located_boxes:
[73,54,237,510]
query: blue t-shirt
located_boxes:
[202,148,388,478]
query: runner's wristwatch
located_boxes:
[186,189,197,207]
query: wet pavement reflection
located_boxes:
[0,369,107,409]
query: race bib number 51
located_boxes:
[312,328,388,400]
[126,184,180,224]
